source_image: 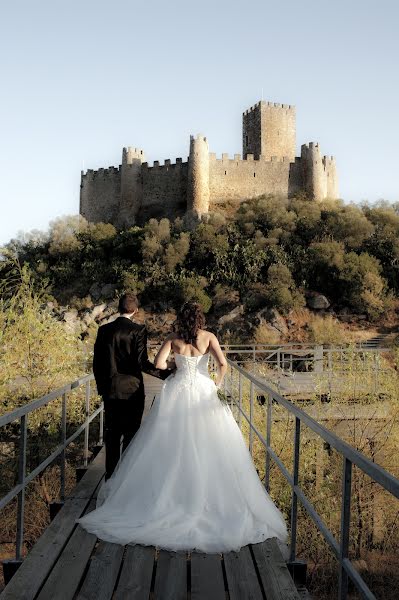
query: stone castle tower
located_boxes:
[80,100,338,226]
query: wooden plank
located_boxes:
[114,545,155,600]
[0,498,91,600]
[76,541,124,600]
[0,451,104,600]
[251,539,300,600]
[36,500,98,600]
[191,552,225,600]
[153,550,187,600]
[70,448,105,499]
[223,545,263,600]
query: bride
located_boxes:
[77,302,288,553]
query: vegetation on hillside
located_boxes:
[2,196,398,325]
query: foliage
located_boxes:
[307,314,349,344]
[1,196,399,320]
[0,259,83,416]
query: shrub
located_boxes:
[253,323,280,345]
[308,315,347,344]
[176,277,212,313]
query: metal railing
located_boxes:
[0,374,103,566]
[221,358,399,600]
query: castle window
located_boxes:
[254,172,256,177]
[246,135,248,146]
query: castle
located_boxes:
[80,100,338,227]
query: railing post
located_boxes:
[60,392,67,501]
[238,372,242,429]
[314,345,323,373]
[249,381,254,455]
[338,458,352,600]
[265,394,272,492]
[99,402,104,446]
[84,380,90,467]
[15,414,27,561]
[290,417,301,563]
[229,363,233,409]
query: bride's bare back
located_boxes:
[155,329,227,386]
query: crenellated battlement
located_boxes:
[81,166,120,180]
[209,152,290,164]
[142,158,188,169]
[122,146,145,164]
[243,100,295,115]
[190,134,207,143]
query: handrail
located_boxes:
[0,373,103,570]
[223,358,399,600]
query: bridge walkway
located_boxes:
[0,376,300,600]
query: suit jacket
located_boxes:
[93,317,170,400]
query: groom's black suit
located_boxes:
[93,316,170,479]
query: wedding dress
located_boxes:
[77,353,288,553]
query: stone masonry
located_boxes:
[80,100,338,227]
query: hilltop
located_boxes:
[2,195,399,346]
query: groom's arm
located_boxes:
[136,326,173,380]
[93,326,109,394]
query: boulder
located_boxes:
[100,283,117,300]
[255,308,288,336]
[99,313,119,325]
[82,312,94,326]
[91,303,107,320]
[306,292,330,310]
[89,283,102,301]
[63,308,78,323]
[218,305,244,326]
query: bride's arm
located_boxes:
[209,333,227,387]
[154,335,174,369]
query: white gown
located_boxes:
[77,353,288,553]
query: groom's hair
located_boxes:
[118,294,139,314]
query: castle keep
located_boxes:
[80,101,338,227]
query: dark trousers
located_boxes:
[103,396,144,479]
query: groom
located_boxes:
[93,294,172,479]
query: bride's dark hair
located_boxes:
[175,302,205,344]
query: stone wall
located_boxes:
[80,167,121,224]
[209,153,302,204]
[139,159,188,223]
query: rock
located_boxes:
[82,312,94,326]
[63,309,78,323]
[255,308,288,336]
[91,303,107,320]
[218,305,244,326]
[89,283,102,301]
[46,301,55,310]
[100,283,117,300]
[102,314,119,324]
[306,292,330,310]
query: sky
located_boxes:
[1,0,398,245]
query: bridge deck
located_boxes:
[1,376,300,600]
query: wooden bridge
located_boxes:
[0,446,301,600]
[1,349,398,599]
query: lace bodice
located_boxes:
[174,352,210,382]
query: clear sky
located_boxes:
[1,0,398,245]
